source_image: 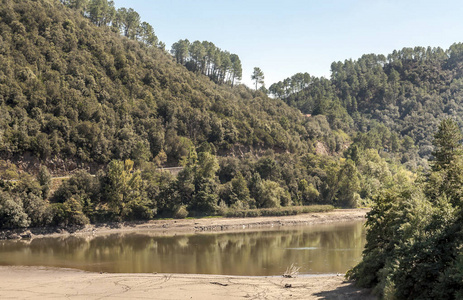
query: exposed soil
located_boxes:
[2,208,369,240]
[0,209,374,299]
[0,266,376,300]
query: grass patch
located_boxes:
[224,205,334,218]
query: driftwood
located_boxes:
[283,263,301,278]
[210,281,229,286]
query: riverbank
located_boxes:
[3,208,369,240]
[0,209,374,299]
[0,266,376,299]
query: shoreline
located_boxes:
[2,208,369,240]
[0,209,375,299]
[0,266,376,299]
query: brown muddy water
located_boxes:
[0,221,365,276]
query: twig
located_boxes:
[283,263,301,278]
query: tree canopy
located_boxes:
[274,46,463,169]
[252,67,265,91]
[348,119,463,299]
[0,0,320,167]
[171,39,242,86]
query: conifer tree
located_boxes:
[251,67,264,91]
[431,118,463,171]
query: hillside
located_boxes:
[0,0,340,170]
[268,49,463,298]
[272,46,463,169]
[0,0,413,228]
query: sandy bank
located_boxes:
[16,208,367,239]
[0,209,374,299]
[0,266,375,299]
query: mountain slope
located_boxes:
[273,45,463,168]
[0,0,342,170]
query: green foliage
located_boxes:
[0,0,316,167]
[223,172,252,208]
[0,161,19,180]
[348,119,463,299]
[336,160,361,207]
[173,205,188,219]
[61,0,158,47]
[101,159,147,219]
[224,205,334,218]
[37,165,51,199]
[257,180,284,208]
[0,190,30,229]
[251,67,265,91]
[280,46,463,169]
[52,197,89,226]
[0,151,405,228]
[297,179,320,204]
[171,39,242,86]
[432,118,463,171]
[22,192,53,227]
[269,72,311,98]
[52,170,99,218]
[187,151,220,214]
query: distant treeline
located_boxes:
[60,0,163,48]
[269,72,312,99]
[59,1,242,87]
[273,45,463,169]
[171,39,242,86]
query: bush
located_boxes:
[22,192,53,227]
[51,198,89,227]
[0,191,30,229]
[173,205,189,219]
[123,199,154,221]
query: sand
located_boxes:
[0,209,376,299]
[0,267,375,299]
[15,208,369,239]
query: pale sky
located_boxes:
[115,0,463,88]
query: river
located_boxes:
[0,221,365,276]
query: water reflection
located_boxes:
[0,221,365,276]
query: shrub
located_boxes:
[51,197,89,227]
[0,191,30,229]
[173,205,189,219]
[22,192,53,227]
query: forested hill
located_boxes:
[0,0,344,169]
[271,45,463,168]
[0,0,418,228]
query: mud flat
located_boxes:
[0,266,376,300]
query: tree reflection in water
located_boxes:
[0,221,365,276]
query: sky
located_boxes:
[115,0,463,88]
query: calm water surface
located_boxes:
[0,221,365,276]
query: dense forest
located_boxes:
[348,119,463,299]
[0,0,321,165]
[1,0,463,297]
[0,0,413,227]
[271,45,463,169]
